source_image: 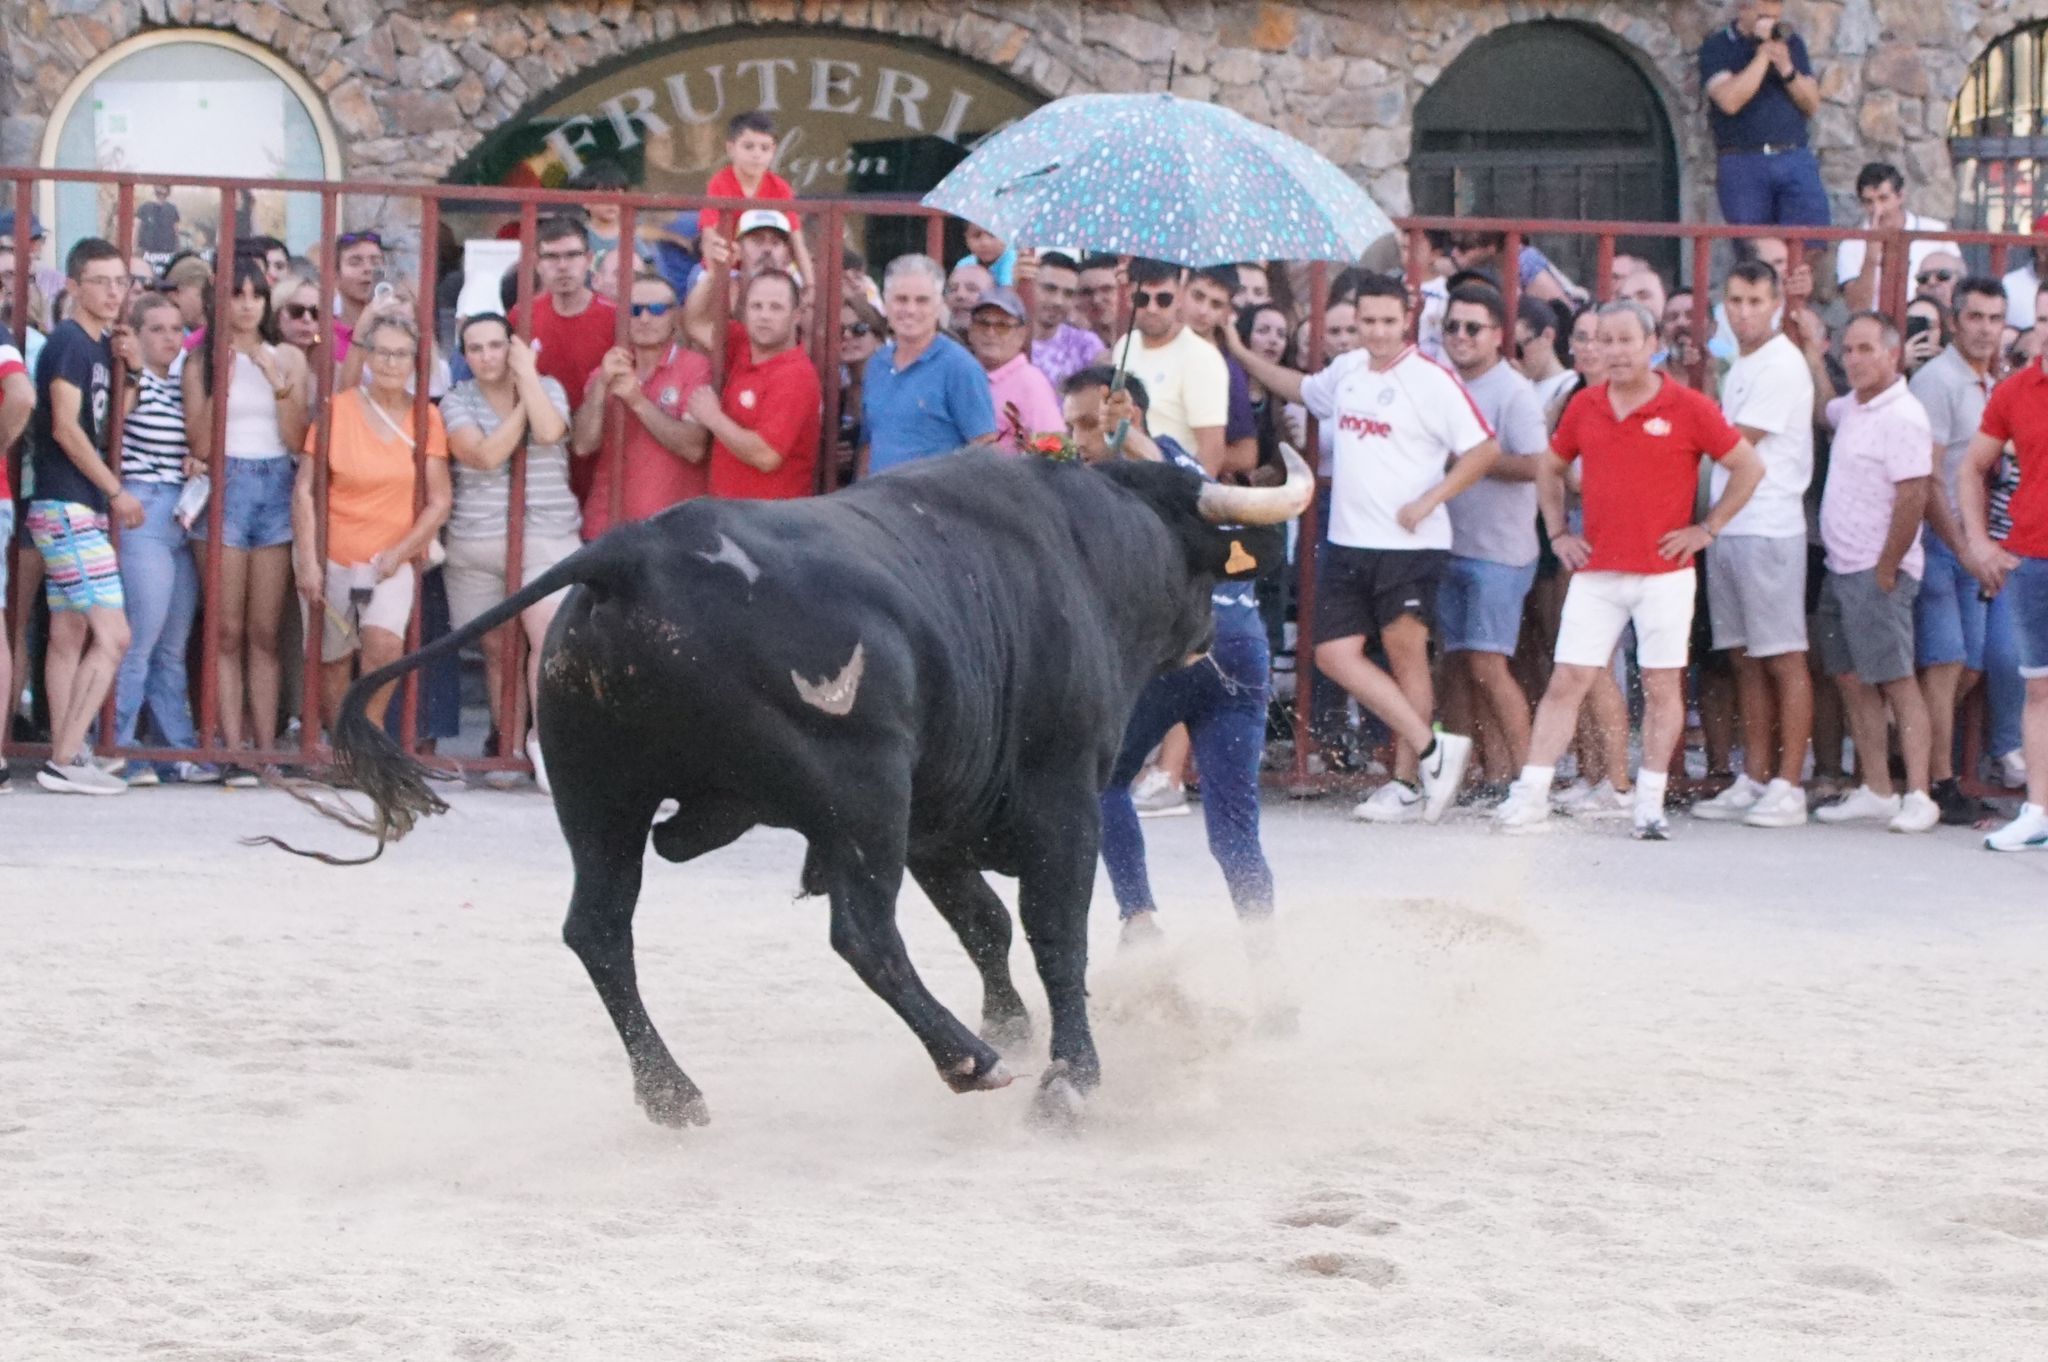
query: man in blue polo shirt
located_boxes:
[860,253,997,475]
[1699,0,1828,228]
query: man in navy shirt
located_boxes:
[1063,365,1280,949]
[1699,0,1828,228]
[859,253,997,476]
[27,236,135,795]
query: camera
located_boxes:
[1762,18,1796,42]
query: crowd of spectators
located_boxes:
[1,92,2045,854]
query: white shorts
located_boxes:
[1555,568,1696,672]
[443,530,582,630]
[318,559,416,662]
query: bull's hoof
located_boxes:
[1028,1060,1087,1131]
[941,1052,1015,1093]
[979,1009,1033,1050]
[637,1081,711,1128]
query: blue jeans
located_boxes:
[1715,147,1831,227]
[113,479,201,755]
[1914,537,1987,669]
[1984,587,2024,760]
[1100,631,1275,921]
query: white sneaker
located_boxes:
[1550,778,1594,809]
[1353,779,1422,823]
[1416,731,1473,824]
[1564,779,1633,819]
[1815,785,1902,824]
[526,732,552,797]
[1692,773,1765,822]
[1741,779,1808,828]
[37,754,129,796]
[1995,750,2028,790]
[1494,779,1552,833]
[1984,802,2048,852]
[172,761,222,785]
[1132,766,1190,818]
[120,761,161,788]
[1888,790,1940,833]
[1632,807,1671,841]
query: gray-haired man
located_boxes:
[860,253,997,476]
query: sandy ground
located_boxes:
[3,782,2046,1361]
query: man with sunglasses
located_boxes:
[1229,272,1491,824]
[1026,251,1104,392]
[1910,251,1965,312]
[1111,259,1229,474]
[571,273,710,538]
[1838,162,1961,314]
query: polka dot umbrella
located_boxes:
[921,91,1393,267]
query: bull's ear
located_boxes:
[1208,525,1284,580]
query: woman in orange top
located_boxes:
[292,314,452,731]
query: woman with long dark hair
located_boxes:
[182,253,309,784]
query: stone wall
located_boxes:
[1,0,2042,230]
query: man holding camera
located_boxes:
[1700,0,1827,229]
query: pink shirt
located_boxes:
[985,352,1065,454]
[1821,379,1932,578]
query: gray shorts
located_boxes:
[1816,569,1919,684]
[1706,533,1808,657]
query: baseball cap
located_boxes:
[970,286,1028,323]
[0,210,46,242]
[735,208,792,239]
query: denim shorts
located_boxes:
[191,455,295,550]
[1437,554,1538,656]
[1914,536,1988,670]
[2012,555,2048,680]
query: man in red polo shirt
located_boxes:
[1497,299,1764,839]
[1962,342,2048,851]
[514,216,620,503]
[570,273,711,539]
[689,270,820,500]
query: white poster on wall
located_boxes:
[93,79,287,177]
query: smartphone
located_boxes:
[1905,314,1931,342]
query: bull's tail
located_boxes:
[249,530,648,865]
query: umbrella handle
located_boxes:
[1107,288,1138,459]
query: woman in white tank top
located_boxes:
[182,256,309,783]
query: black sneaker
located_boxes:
[0,761,11,795]
[1932,778,1991,827]
[221,763,261,789]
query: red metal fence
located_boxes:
[2,166,2042,788]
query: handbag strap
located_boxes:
[363,394,416,451]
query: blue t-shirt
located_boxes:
[28,318,114,512]
[1699,24,1814,150]
[1159,435,1262,639]
[861,333,998,474]
[954,247,1017,288]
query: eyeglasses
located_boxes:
[841,321,873,338]
[970,313,1021,329]
[1442,319,1495,337]
[335,231,384,251]
[538,248,587,264]
[368,347,417,365]
[1133,289,1175,309]
[281,303,321,322]
[1915,269,1957,285]
[630,301,674,317]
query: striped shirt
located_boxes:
[121,368,190,484]
[439,376,582,541]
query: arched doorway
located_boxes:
[1410,21,1680,283]
[1950,20,2048,233]
[446,24,1049,267]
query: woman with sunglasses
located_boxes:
[271,270,323,360]
[291,312,451,733]
[441,313,578,792]
[570,272,711,539]
[836,294,885,484]
[182,254,309,785]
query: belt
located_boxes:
[1718,142,1805,156]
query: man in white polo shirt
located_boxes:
[1693,257,1815,829]
[1230,273,1496,823]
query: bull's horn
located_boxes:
[1196,444,1314,525]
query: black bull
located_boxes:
[267,446,1312,1125]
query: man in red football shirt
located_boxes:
[514,216,619,503]
[1496,299,1764,839]
[691,270,820,500]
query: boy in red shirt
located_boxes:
[698,111,815,291]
